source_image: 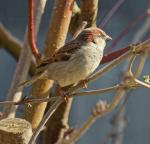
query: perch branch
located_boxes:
[71,85,120,96]
[59,47,150,143]
[0,83,142,107]
[29,39,150,143]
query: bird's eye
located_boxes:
[98,34,105,39]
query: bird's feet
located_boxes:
[57,87,70,102]
[80,79,88,89]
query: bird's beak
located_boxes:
[106,35,112,41]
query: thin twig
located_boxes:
[0,24,22,61]
[66,40,150,94]
[132,9,150,43]
[0,97,57,106]
[0,23,136,73]
[71,85,120,97]
[127,55,136,73]
[102,10,150,144]
[29,39,150,143]
[107,11,148,51]
[29,10,87,143]
[28,97,64,144]
[0,83,142,107]
[25,0,75,134]
[99,0,125,28]
[0,24,36,75]
[60,116,96,144]
[60,88,125,144]
[3,0,47,118]
[72,21,87,39]
[59,40,150,143]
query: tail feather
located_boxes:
[18,72,46,87]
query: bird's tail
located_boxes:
[18,72,46,87]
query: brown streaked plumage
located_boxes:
[19,27,112,87]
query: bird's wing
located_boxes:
[36,40,81,72]
[37,40,80,68]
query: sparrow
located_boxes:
[19,27,112,88]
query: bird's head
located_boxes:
[77,27,112,48]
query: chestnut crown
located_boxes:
[77,27,112,43]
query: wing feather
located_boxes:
[37,40,81,68]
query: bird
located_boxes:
[19,27,112,88]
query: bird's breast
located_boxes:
[47,44,103,87]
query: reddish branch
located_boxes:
[101,46,130,64]
[4,0,145,74]
[28,0,41,64]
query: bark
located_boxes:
[0,118,32,144]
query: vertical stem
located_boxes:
[24,2,74,143]
[28,0,42,64]
[43,0,74,57]
[80,0,98,27]
[3,32,32,118]
[3,0,47,119]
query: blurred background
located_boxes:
[0,0,150,144]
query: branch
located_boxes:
[107,11,149,51]
[132,8,150,43]
[0,97,57,106]
[88,40,150,83]
[99,0,125,28]
[106,15,150,143]
[43,0,75,57]
[28,0,41,64]
[59,88,125,144]
[0,24,36,75]
[71,85,120,97]
[69,2,81,35]
[24,3,75,143]
[61,39,149,97]
[80,0,98,27]
[0,85,120,107]
[30,20,88,144]
[101,46,130,64]
[0,83,143,108]
[28,97,63,144]
[2,0,47,118]
[0,23,133,74]
[29,39,150,143]
[72,21,87,39]
[0,23,22,61]
[59,46,150,143]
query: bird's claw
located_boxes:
[80,79,88,89]
[57,89,70,102]
[63,93,69,102]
